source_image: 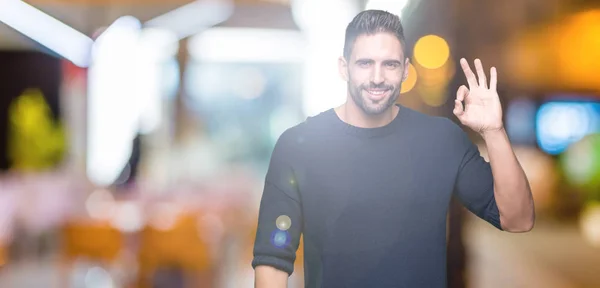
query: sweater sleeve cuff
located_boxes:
[252,255,294,276]
[485,201,504,231]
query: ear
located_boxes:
[338,56,349,82]
[402,58,410,82]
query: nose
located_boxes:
[371,65,384,85]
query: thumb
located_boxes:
[453,99,465,119]
[454,85,468,122]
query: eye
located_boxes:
[385,62,400,69]
[357,61,371,68]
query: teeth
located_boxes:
[368,90,386,95]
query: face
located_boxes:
[339,32,409,115]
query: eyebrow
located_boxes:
[355,58,374,64]
[355,58,403,65]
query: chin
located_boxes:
[359,102,392,115]
[359,96,396,115]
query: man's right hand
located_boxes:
[255,265,288,288]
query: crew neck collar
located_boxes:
[327,104,405,138]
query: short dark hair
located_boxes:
[343,10,407,61]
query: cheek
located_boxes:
[385,70,405,85]
[349,71,369,86]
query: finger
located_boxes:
[460,58,478,88]
[474,59,487,88]
[456,85,469,102]
[490,66,497,91]
[453,99,465,119]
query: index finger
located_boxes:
[460,58,478,88]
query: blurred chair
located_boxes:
[0,243,6,268]
[291,235,305,288]
[60,220,125,287]
[61,221,123,262]
[295,235,304,268]
[136,210,217,288]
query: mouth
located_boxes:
[364,89,390,101]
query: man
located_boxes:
[252,10,535,288]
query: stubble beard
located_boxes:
[348,76,402,115]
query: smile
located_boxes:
[365,89,390,100]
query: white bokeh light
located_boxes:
[365,0,410,17]
[88,18,178,186]
[291,0,360,116]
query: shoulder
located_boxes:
[401,106,461,134]
[400,106,471,149]
[271,110,329,157]
[277,108,332,143]
[276,113,319,143]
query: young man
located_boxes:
[252,10,535,288]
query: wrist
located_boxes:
[480,126,506,141]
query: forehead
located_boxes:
[350,32,404,61]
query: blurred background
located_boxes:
[0,0,599,287]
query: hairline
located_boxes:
[344,31,408,63]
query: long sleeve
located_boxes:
[252,129,303,275]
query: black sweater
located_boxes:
[252,104,502,288]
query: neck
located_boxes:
[335,97,399,128]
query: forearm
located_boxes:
[255,265,288,288]
[481,128,535,232]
